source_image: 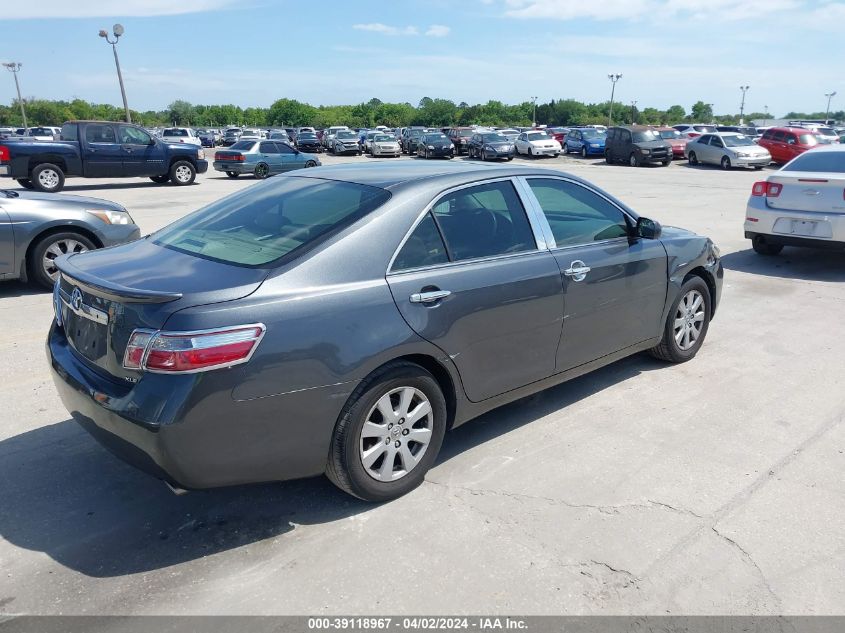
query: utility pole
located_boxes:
[2,62,27,129]
[824,91,837,124]
[99,24,131,123]
[531,96,538,127]
[607,73,622,125]
[739,85,749,124]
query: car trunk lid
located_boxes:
[766,172,845,214]
[56,238,268,381]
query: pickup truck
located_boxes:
[0,120,208,193]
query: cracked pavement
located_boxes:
[0,154,843,614]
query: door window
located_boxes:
[259,142,280,154]
[621,130,632,143]
[392,213,449,271]
[430,181,536,262]
[772,131,786,142]
[711,137,724,148]
[118,126,151,145]
[527,178,630,247]
[85,124,116,144]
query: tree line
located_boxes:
[1,96,840,129]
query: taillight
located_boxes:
[214,152,244,162]
[0,145,9,162]
[751,181,782,197]
[123,325,265,373]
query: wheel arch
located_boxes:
[683,267,718,319]
[20,223,103,281]
[28,156,68,174]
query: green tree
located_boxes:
[665,105,686,123]
[267,99,315,126]
[690,101,712,122]
[167,100,195,125]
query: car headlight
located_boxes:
[427,145,435,150]
[88,209,133,225]
[641,148,651,155]
[735,151,749,157]
[484,145,494,151]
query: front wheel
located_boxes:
[305,160,317,168]
[150,174,170,183]
[688,151,699,166]
[751,234,784,256]
[254,162,270,179]
[30,231,95,289]
[721,156,732,170]
[326,361,447,502]
[169,160,196,186]
[649,276,711,363]
[581,146,587,158]
[629,153,640,167]
[31,163,65,193]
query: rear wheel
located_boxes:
[30,231,95,289]
[721,156,732,170]
[169,160,196,186]
[326,361,447,502]
[649,276,711,363]
[751,234,784,256]
[150,174,169,183]
[31,163,65,193]
[16,178,34,190]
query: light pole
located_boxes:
[531,96,538,127]
[739,85,749,124]
[630,100,637,124]
[2,62,27,129]
[607,73,622,125]
[824,91,837,124]
[99,24,131,123]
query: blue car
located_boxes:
[213,139,321,179]
[564,128,607,157]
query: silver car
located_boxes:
[369,133,401,157]
[685,132,771,170]
[0,189,140,288]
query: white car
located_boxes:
[800,124,840,145]
[684,132,771,170]
[498,128,520,142]
[514,131,561,157]
[24,126,60,141]
[239,129,262,141]
[160,127,202,146]
[744,144,845,255]
[673,124,717,139]
[369,133,401,157]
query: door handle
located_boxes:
[563,260,591,282]
[409,290,451,304]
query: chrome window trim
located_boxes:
[516,175,636,251]
[386,176,548,275]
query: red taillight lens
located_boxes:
[122,325,264,373]
[751,181,782,197]
[0,145,9,162]
[214,152,244,162]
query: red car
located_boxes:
[545,127,569,143]
[654,127,688,159]
[757,127,819,164]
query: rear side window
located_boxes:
[153,178,391,267]
[392,213,449,271]
[430,181,536,262]
[229,140,256,151]
[85,124,116,143]
[783,151,842,172]
[527,178,629,247]
[259,142,279,153]
[61,124,78,141]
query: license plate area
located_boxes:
[65,313,109,363]
[791,220,817,236]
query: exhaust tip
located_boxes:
[165,481,189,496]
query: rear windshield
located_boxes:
[228,140,256,150]
[163,128,189,137]
[782,151,844,173]
[153,178,391,267]
[658,129,682,139]
[693,125,717,133]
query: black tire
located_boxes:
[225,171,239,178]
[169,160,196,186]
[326,361,447,502]
[649,276,712,363]
[29,231,96,289]
[629,153,641,167]
[305,160,317,168]
[16,178,34,190]
[605,150,613,164]
[506,156,513,161]
[150,174,170,183]
[481,149,488,161]
[688,151,699,166]
[528,148,534,158]
[31,163,65,193]
[751,234,784,256]
[662,160,671,167]
[754,165,763,170]
[721,156,731,170]
[254,162,270,179]
[581,146,587,158]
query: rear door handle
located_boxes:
[410,290,451,304]
[564,260,591,282]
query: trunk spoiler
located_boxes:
[57,255,183,304]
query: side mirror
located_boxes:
[636,217,662,240]
[148,138,156,145]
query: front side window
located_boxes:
[527,178,629,247]
[431,181,536,262]
[153,178,391,267]
[392,213,449,271]
[119,126,151,145]
[85,124,116,144]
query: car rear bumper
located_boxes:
[744,197,845,245]
[213,161,250,173]
[47,323,356,489]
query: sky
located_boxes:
[0,0,842,116]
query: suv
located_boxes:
[401,127,428,154]
[605,126,672,167]
[757,127,819,164]
[447,127,475,155]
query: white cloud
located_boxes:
[502,0,807,21]
[352,23,419,35]
[3,0,240,18]
[425,24,451,37]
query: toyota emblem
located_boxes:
[70,287,83,311]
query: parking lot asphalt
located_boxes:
[1,151,844,615]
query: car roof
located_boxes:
[769,127,811,133]
[612,125,653,131]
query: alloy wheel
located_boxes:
[42,238,88,281]
[673,290,706,351]
[359,386,434,482]
[38,169,60,189]
[174,165,192,183]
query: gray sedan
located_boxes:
[0,189,140,288]
[48,162,722,502]
[685,132,771,169]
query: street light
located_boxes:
[99,24,131,123]
[824,91,837,124]
[531,96,538,128]
[630,100,637,124]
[607,73,622,125]
[739,85,749,124]
[2,62,27,129]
